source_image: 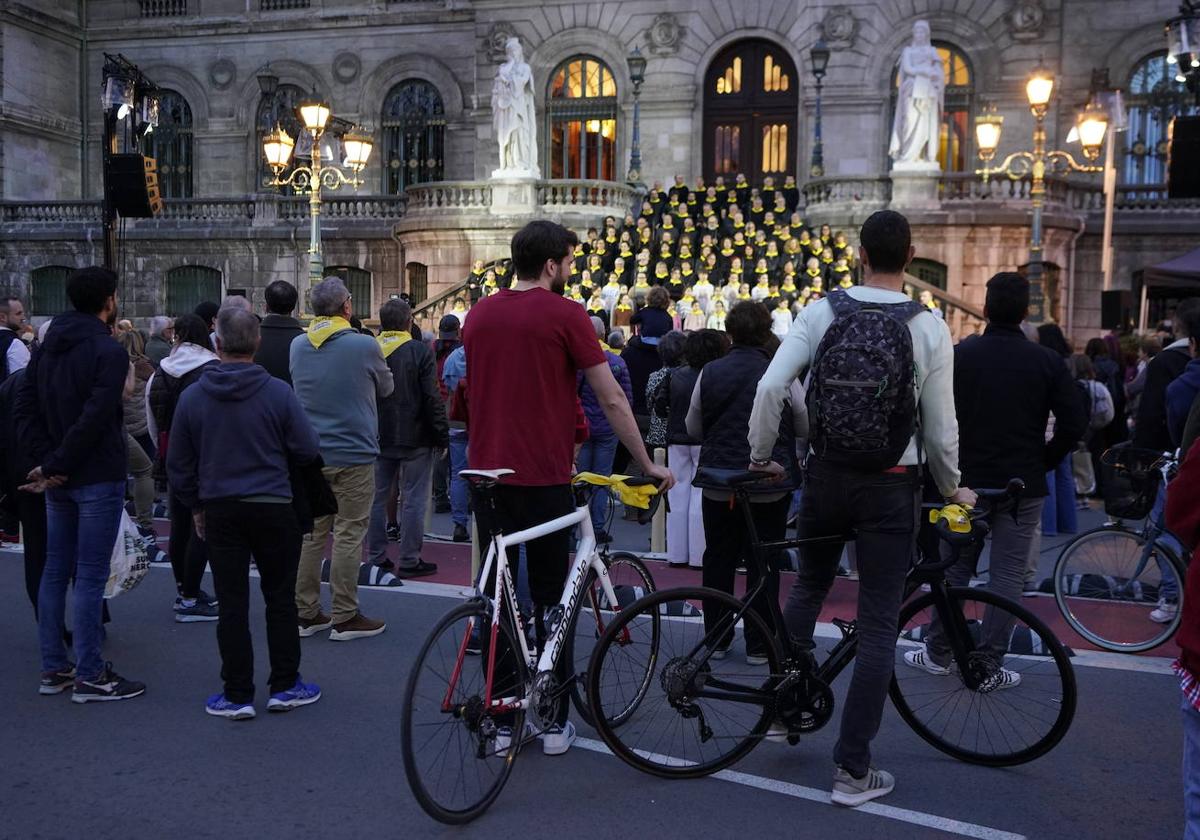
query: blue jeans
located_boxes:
[1041,458,1077,537]
[1152,481,1183,601]
[39,480,126,680]
[449,432,470,528]
[1185,695,1200,840]
[576,434,618,534]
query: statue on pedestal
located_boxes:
[889,21,944,170]
[492,37,539,177]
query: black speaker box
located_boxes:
[105,153,162,217]
[1168,116,1200,200]
[1100,289,1132,331]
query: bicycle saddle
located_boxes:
[692,467,780,490]
[459,468,515,482]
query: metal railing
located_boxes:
[902,273,987,340]
[139,0,188,15]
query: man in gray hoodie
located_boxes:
[290,277,394,641]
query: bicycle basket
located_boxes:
[1100,445,1163,520]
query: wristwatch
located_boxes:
[750,457,772,468]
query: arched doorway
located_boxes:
[703,39,798,184]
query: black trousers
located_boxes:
[18,491,48,615]
[169,492,209,599]
[474,484,575,726]
[205,500,302,703]
[700,495,788,656]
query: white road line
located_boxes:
[571,736,1026,840]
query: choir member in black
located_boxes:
[781,175,800,214]
[668,174,689,204]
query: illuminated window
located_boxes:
[716,57,743,94]
[763,55,790,93]
[890,43,974,172]
[547,56,618,180]
[1124,51,1199,185]
[713,125,742,175]
[761,124,789,173]
[382,80,445,193]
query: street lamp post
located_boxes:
[974,64,1108,323]
[809,39,831,179]
[262,93,373,286]
[626,47,647,188]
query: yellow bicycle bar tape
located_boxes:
[572,472,659,510]
[929,504,973,534]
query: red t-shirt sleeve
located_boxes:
[562,303,607,370]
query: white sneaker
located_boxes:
[831,765,895,807]
[903,648,950,675]
[541,720,577,756]
[978,667,1021,692]
[1149,598,1179,624]
[764,720,792,744]
[492,720,534,755]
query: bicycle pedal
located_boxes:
[831,618,855,637]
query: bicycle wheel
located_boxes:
[1053,526,1185,652]
[891,586,1076,767]
[402,601,529,824]
[563,551,657,728]
[586,586,778,779]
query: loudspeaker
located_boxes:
[1100,289,1133,331]
[1168,116,1200,200]
[105,153,162,217]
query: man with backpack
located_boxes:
[748,210,974,807]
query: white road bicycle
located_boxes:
[401,468,661,824]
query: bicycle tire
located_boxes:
[402,601,529,825]
[563,551,657,728]
[586,585,778,779]
[890,586,1076,767]
[1053,525,1185,653]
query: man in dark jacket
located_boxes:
[1135,298,1200,451]
[16,267,145,703]
[365,298,448,578]
[254,281,304,385]
[169,307,322,719]
[1167,319,1200,448]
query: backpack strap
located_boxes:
[826,288,861,317]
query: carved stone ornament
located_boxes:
[332,52,361,84]
[644,12,684,57]
[209,58,236,90]
[485,23,519,63]
[1009,0,1045,41]
[821,6,859,49]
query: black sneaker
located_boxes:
[452,523,470,543]
[176,597,219,623]
[386,523,400,542]
[72,663,146,704]
[396,559,438,579]
[39,664,77,695]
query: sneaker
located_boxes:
[205,693,255,720]
[493,720,534,754]
[977,667,1021,693]
[329,613,386,641]
[266,679,321,712]
[174,590,218,612]
[1022,582,1040,598]
[452,523,470,543]
[764,720,794,745]
[386,522,400,542]
[831,765,895,807]
[175,597,219,623]
[396,560,438,579]
[298,611,334,637]
[903,647,950,675]
[746,650,769,666]
[39,664,76,695]
[1150,598,1179,624]
[71,663,146,704]
[541,720,577,756]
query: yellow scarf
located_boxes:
[307,316,352,349]
[377,330,413,358]
[599,340,613,353]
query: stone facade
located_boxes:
[1,0,1195,337]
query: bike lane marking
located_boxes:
[571,736,1026,839]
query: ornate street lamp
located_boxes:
[263,92,373,285]
[626,47,647,188]
[809,39,831,178]
[1166,1,1200,84]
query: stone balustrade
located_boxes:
[1,200,103,223]
[537,180,638,213]
[157,197,256,222]
[802,177,892,208]
[403,182,493,212]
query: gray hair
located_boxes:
[657,330,687,366]
[311,277,350,317]
[215,307,260,357]
[590,316,606,340]
[380,298,413,331]
[149,315,172,336]
[607,330,626,349]
[221,294,252,314]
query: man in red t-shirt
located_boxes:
[464,219,673,755]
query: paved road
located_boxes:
[0,552,1182,840]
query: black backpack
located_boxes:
[806,289,927,470]
[0,330,16,382]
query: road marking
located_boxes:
[572,736,1026,840]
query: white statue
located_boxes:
[492,37,539,177]
[889,21,944,168]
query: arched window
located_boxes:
[406,262,428,305]
[150,89,193,198]
[1124,51,1200,185]
[890,42,974,172]
[547,56,618,181]
[166,265,222,317]
[703,39,798,183]
[30,266,72,317]
[382,80,446,194]
[256,84,307,193]
[326,266,372,316]
[908,258,947,290]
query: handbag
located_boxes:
[1071,444,1096,496]
[105,510,150,598]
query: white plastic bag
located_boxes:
[105,510,150,598]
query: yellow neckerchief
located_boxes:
[730,266,743,275]
[781,280,797,292]
[668,277,683,286]
[733,220,744,229]
[599,340,614,353]
[720,248,734,257]
[606,236,617,244]
[681,268,694,278]
[306,315,352,348]
[679,249,693,259]
[649,194,661,204]
[810,243,824,254]
[634,282,650,292]
[691,305,704,315]
[377,330,414,358]
[616,303,633,311]
[640,230,652,242]
[572,472,657,509]
[590,300,605,312]
[574,247,585,257]
[682,293,695,304]
[833,264,850,274]
[806,268,822,279]
[821,235,831,244]
[471,268,485,277]
[496,266,508,276]
[840,278,855,289]
[483,278,497,288]
[755,266,769,275]
[822,255,834,264]
[620,248,633,258]
[737,291,751,300]
[655,270,669,280]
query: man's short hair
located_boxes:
[1177,298,1200,341]
[66,267,118,315]
[859,210,912,274]
[984,272,1030,326]
[725,301,772,347]
[221,294,252,314]
[215,307,260,357]
[310,277,351,317]
[511,220,578,280]
[193,300,220,327]
[149,315,172,336]
[380,298,412,332]
[264,280,299,316]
